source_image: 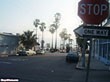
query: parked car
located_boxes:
[50,48,55,53]
[17,50,27,56]
[66,51,79,63]
[59,49,66,53]
[50,48,59,53]
[36,49,45,55]
[26,49,36,56]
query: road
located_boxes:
[0,52,110,82]
[0,52,84,82]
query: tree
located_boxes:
[68,38,73,49]
[49,24,55,49]
[67,34,71,43]
[39,22,46,49]
[19,30,36,50]
[33,19,40,43]
[76,37,88,52]
[59,28,69,49]
[53,13,61,50]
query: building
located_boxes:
[92,39,110,65]
[91,0,110,65]
[0,33,19,56]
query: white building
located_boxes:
[0,33,19,56]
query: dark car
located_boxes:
[66,51,79,63]
[17,50,27,56]
[50,48,57,53]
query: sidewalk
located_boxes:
[75,56,110,82]
[76,55,110,71]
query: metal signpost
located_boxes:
[76,0,109,82]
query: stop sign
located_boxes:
[78,0,109,25]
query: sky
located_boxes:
[0,0,81,47]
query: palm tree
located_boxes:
[49,24,55,49]
[53,13,61,50]
[19,30,36,50]
[33,19,40,43]
[67,34,73,47]
[39,22,46,49]
[59,28,68,49]
[68,38,73,50]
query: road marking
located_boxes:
[0,61,12,64]
[9,58,28,61]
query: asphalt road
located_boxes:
[0,53,83,82]
[0,52,110,82]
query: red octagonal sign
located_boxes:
[78,0,109,25]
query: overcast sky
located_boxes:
[0,0,81,47]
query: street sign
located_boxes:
[78,0,109,24]
[74,26,110,39]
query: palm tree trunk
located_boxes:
[41,31,44,49]
[55,29,57,50]
[63,39,65,49]
[36,28,38,43]
[52,34,53,49]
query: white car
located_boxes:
[26,49,36,56]
[36,49,45,55]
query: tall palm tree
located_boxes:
[59,28,68,49]
[49,24,55,49]
[67,34,72,47]
[33,19,40,43]
[19,30,36,50]
[39,22,46,49]
[54,13,61,50]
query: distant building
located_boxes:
[0,33,19,56]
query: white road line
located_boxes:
[9,59,28,61]
[0,61,12,64]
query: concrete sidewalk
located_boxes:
[75,56,110,82]
[76,56,110,71]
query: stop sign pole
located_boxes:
[78,0,109,25]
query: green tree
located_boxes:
[76,37,83,48]
[19,30,36,50]
[39,22,46,49]
[75,24,89,50]
[49,24,55,49]
[59,28,69,49]
[53,13,61,50]
[33,19,40,42]
[76,37,88,52]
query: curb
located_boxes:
[0,55,8,57]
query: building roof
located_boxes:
[0,32,18,37]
